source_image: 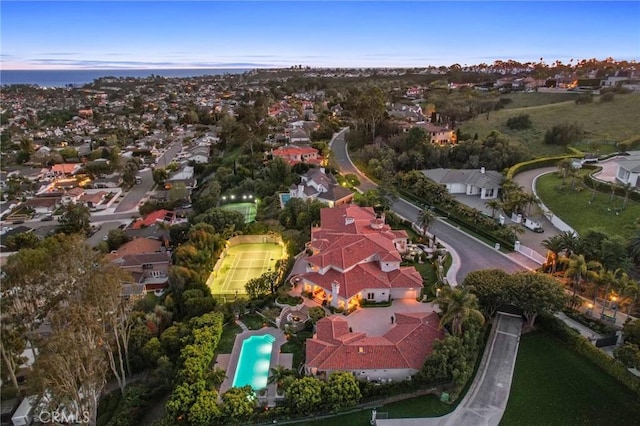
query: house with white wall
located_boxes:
[422,167,502,199]
[615,156,640,188]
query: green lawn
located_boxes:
[535,171,639,238]
[297,394,453,426]
[240,313,267,330]
[501,331,640,425]
[215,323,242,354]
[500,92,581,110]
[460,93,640,158]
[280,329,313,371]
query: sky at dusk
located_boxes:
[1,1,639,70]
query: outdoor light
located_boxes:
[222,196,227,200]
[243,195,247,200]
[231,195,235,199]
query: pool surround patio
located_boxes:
[216,328,289,407]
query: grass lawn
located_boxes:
[460,93,640,158]
[501,331,640,425]
[297,394,454,426]
[240,313,267,330]
[216,323,242,354]
[535,171,640,238]
[280,329,313,371]
[500,92,580,110]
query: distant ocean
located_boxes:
[0,68,251,87]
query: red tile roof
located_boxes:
[302,205,419,298]
[131,209,175,229]
[306,312,443,371]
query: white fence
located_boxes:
[514,241,545,265]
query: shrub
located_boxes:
[506,114,532,130]
[575,94,593,104]
[600,92,615,103]
[544,123,584,146]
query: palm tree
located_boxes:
[210,367,227,388]
[542,235,565,273]
[622,182,633,210]
[267,365,295,389]
[521,193,540,216]
[417,208,436,237]
[557,230,581,258]
[560,254,600,298]
[437,286,485,336]
[622,278,640,318]
[485,199,503,218]
[556,158,573,187]
[628,230,640,267]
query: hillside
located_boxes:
[460,92,640,158]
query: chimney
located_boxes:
[345,216,355,225]
[320,167,326,174]
[480,167,485,174]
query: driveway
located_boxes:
[512,167,561,256]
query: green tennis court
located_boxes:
[222,202,257,223]
[207,242,285,296]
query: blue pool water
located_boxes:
[232,334,275,390]
[279,193,291,207]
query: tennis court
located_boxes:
[222,202,257,223]
[207,242,285,296]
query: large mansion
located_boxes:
[297,205,422,310]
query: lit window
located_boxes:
[358,347,364,353]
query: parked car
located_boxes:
[41,214,54,221]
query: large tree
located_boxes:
[57,202,91,235]
[324,371,362,412]
[462,269,510,318]
[285,377,324,415]
[509,272,567,328]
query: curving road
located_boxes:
[330,129,526,283]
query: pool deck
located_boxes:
[216,327,289,407]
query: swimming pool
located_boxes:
[279,193,291,208]
[232,334,276,390]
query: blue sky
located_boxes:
[1,1,639,69]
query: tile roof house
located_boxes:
[109,239,171,294]
[289,127,311,144]
[305,312,444,382]
[131,209,176,229]
[50,163,82,176]
[271,145,323,166]
[288,167,354,208]
[422,167,502,200]
[298,205,421,310]
[414,122,457,145]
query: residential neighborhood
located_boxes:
[1,56,640,426]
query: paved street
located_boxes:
[329,129,527,283]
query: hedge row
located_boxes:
[396,188,515,250]
[507,153,583,179]
[619,135,640,152]
[537,313,640,396]
[583,167,640,203]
